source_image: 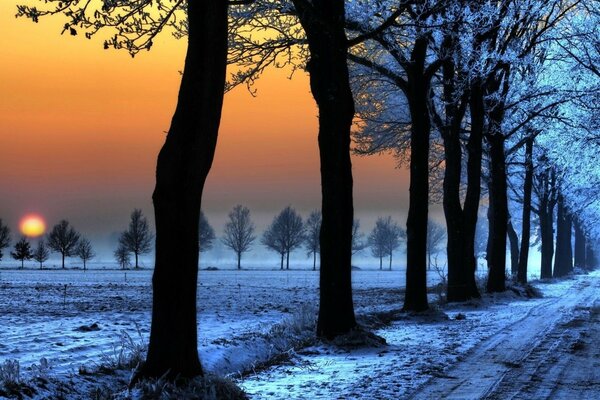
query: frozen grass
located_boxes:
[132,374,248,400]
[97,327,147,372]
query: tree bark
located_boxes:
[507,218,519,278]
[141,0,228,380]
[404,38,430,312]
[517,137,534,284]
[574,219,586,269]
[486,132,508,293]
[293,0,356,339]
[554,193,573,277]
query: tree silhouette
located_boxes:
[198,211,216,253]
[0,219,11,261]
[304,210,321,271]
[47,220,80,269]
[76,237,96,271]
[368,217,404,270]
[351,219,367,255]
[17,0,240,380]
[33,239,50,270]
[262,206,304,270]
[12,237,32,269]
[120,209,153,269]
[114,244,131,270]
[427,220,446,270]
[222,205,256,269]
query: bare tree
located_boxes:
[16,0,232,380]
[0,219,10,261]
[11,237,32,269]
[198,211,216,253]
[427,220,446,270]
[114,244,131,270]
[351,219,367,255]
[76,237,96,271]
[383,217,404,270]
[33,239,50,270]
[47,220,80,269]
[304,210,321,271]
[368,217,390,270]
[222,205,256,269]
[120,209,153,269]
[262,206,304,270]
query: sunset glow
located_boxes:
[19,214,46,237]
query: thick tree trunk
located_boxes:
[487,133,508,293]
[539,207,554,279]
[293,0,356,339]
[404,39,430,312]
[554,193,573,277]
[586,242,597,269]
[517,138,534,284]
[462,83,484,299]
[141,0,228,380]
[507,219,519,278]
[574,219,586,269]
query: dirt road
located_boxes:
[410,273,600,400]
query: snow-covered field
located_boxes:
[1,267,597,399]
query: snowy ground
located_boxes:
[0,267,597,399]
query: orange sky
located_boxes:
[0,2,410,251]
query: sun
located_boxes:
[20,214,46,238]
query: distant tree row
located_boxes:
[0,218,94,270]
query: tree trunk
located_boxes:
[389,253,392,270]
[507,219,519,278]
[574,219,586,269]
[21,259,24,269]
[380,257,383,270]
[39,261,42,270]
[293,0,356,339]
[539,207,554,279]
[586,242,597,269]
[135,252,139,269]
[486,133,508,293]
[237,252,241,270]
[517,137,534,284]
[462,83,484,299]
[313,251,316,271]
[286,250,290,270]
[281,253,284,270]
[554,193,573,277]
[404,39,430,312]
[140,0,228,380]
[83,260,87,272]
[62,253,65,269]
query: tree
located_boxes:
[262,206,304,270]
[427,220,446,270]
[368,217,403,270]
[554,192,573,277]
[47,220,80,269]
[198,211,216,253]
[114,244,131,270]
[11,237,32,269]
[222,205,256,269]
[0,219,10,261]
[33,240,50,270]
[17,0,231,380]
[351,219,367,255]
[76,237,95,271]
[304,210,321,271]
[120,209,153,269]
[382,217,404,270]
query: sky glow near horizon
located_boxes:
[0,2,415,259]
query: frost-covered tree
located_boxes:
[47,220,80,269]
[368,216,404,270]
[262,206,305,270]
[120,209,153,269]
[76,237,96,271]
[304,210,321,271]
[33,239,50,270]
[12,237,32,269]
[198,211,216,253]
[222,205,256,269]
[0,219,10,262]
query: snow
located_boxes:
[0,267,597,399]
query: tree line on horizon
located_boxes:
[15,0,600,384]
[1,207,449,271]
